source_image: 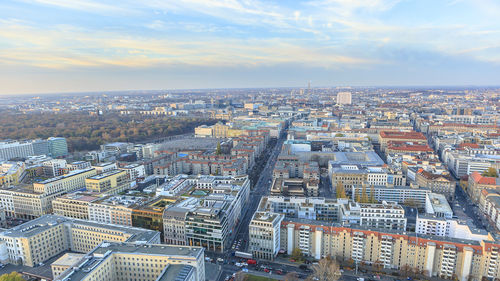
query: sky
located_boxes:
[0,0,500,95]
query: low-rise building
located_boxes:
[51,253,86,279]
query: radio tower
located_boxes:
[308,81,311,96]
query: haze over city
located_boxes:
[1,0,500,95]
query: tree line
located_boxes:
[0,112,216,152]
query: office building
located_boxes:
[48,137,68,157]
[55,242,205,281]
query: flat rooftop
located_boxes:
[57,242,203,281]
[86,169,124,180]
[37,168,95,184]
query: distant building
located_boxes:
[48,137,68,157]
[336,92,352,105]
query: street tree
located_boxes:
[308,258,341,281]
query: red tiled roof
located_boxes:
[470,171,497,185]
[379,131,427,140]
[458,143,480,150]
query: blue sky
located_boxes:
[0,0,499,94]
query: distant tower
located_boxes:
[308,81,311,95]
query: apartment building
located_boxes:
[359,201,407,230]
[329,165,404,193]
[479,190,500,231]
[278,218,500,281]
[0,215,160,267]
[85,169,130,194]
[249,211,284,260]
[416,215,490,242]
[55,242,205,281]
[352,185,431,208]
[52,192,99,220]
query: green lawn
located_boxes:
[246,274,278,281]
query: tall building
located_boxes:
[249,211,284,260]
[48,137,68,157]
[337,91,352,105]
[32,139,50,156]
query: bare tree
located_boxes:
[234,271,247,281]
[308,258,341,281]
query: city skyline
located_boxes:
[1,0,500,95]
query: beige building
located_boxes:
[55,242,205,281]
[85,169,129,194]
[52,192,99,220]
[468,172,500,203]
[415,169,455,200]
[0,214,160,267]
[0,162,26,187]
[33,168,97,194]
[0,168,97,219]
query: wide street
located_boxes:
[213,134,285,280]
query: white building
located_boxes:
[337,92,352,105]
[425,193,453,219]
[0,141,34,160]
[416,215,491,242]
[249,211,284,260]
[119,163,146,181]
[359,201,407,230]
